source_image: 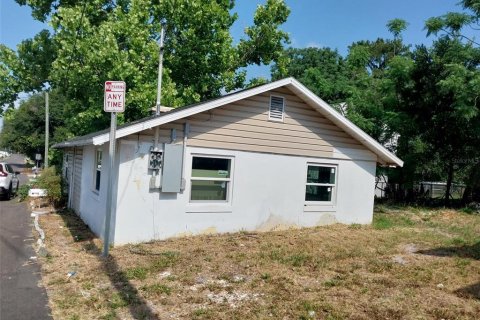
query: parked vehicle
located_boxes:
[0,163,20,199]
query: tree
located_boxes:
[423,0,480,203]
[0,90,69,161]
[272,47,349,104]
[425,0,480,47]
[5,0,290,136]
[387,40,480,204]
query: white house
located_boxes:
[54,78,403,245]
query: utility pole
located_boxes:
[156,20,166,116]
[44,92,49,168]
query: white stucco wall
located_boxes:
[77,144,112,238]
[113,140,377,245]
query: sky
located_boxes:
[0,0,475,81]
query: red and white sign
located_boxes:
[104,81,126,112]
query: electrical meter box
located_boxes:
[148,151,163,170]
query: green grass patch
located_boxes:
[373,213,415,230]
[140,283,172,296]
[149,251,180,272]
[191,308,214,319]
[125,267,148,280]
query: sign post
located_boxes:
[103,81,126,257]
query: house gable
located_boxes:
[127,86,376,161]
[55,77,402,166]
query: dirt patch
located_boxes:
[36,207,480,319]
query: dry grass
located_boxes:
[36,206,480,319]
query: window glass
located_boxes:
[305,165,336,203]
[95,150,102,191]
[191,180,228,201]
[190,156,232,202]
[95,170,101,191]
[96,150,102,169]
[305,185,332,201]
[192,157,230,178]
[307,166,335,184]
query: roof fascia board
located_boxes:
[53,139,94,148]
[288,78,403,167]
[60,76,402,167]
[92,78,294,145]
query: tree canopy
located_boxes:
[2,0,290,134]
[2,0,480,204]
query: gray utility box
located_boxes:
[161,144,184,192]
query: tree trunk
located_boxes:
[445,160,454,207]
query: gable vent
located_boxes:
[269,95,285,121]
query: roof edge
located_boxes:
[53,77,403,167]
[287,79,403,167]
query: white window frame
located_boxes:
[304,164,338,206]
[189,154,234,204]
[93,148,102,192]
[268,95,285,122]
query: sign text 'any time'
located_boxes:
[104,81,126,113]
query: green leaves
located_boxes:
[238,0,290,67]
[4,0,291,136]
[387,19,408,39]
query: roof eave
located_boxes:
[52,138,94,149]
[287,79,404,167]
[92,78,296,145]
[54,77,403,167]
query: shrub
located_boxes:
[36,166,63,206]
[17,184,31,201]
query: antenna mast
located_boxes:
[155,20,166,116]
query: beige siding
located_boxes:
[153,86,365,159]
[72,148,83,214]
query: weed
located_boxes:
[286,252,312,267]
[260,273,271,281]
[191,308,213,319]
[56,294,79,309]
[100,310,117,320]
[265,249,311,267]
[149,251,180,271]
[17,184,31,201]
[81,281,94,290]
[109,292,130,309]
[373,214,415,229]
[373,215,394,229]
[450,237,467,246]
[141,283,172,296]
[125,267,148,280]
[48,277,67,286]
[348,223,362,229]
[323,279,339,288]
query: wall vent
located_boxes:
[269,95,285,121]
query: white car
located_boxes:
[0,162,20,199]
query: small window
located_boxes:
[94,149,102,191]
[190,156,232,202]
[305,165,336,202]
[269,95,285,121]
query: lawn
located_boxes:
[36,206,479,319]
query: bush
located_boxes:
[37,166,64,206]
[17,184,31,201]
